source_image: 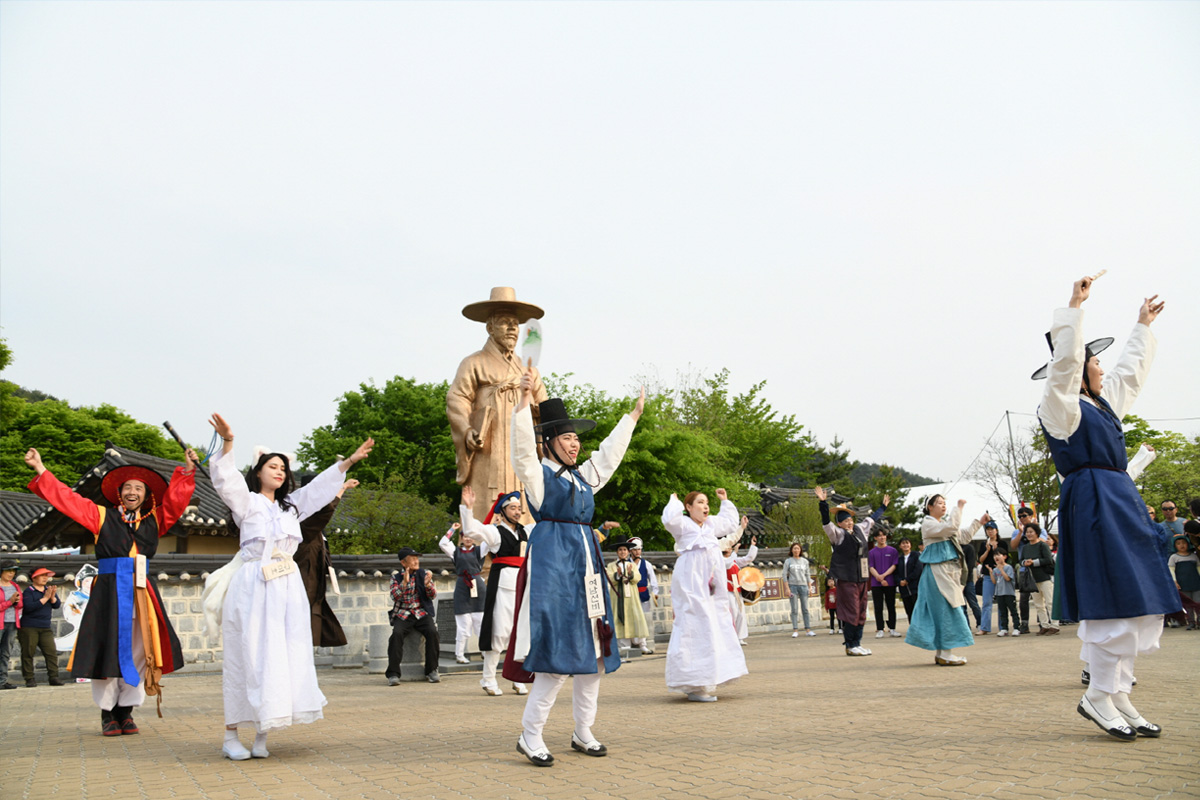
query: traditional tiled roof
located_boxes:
[16,442,236,550]
[0,490,49,549]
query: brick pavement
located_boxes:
[2,625,1196,800]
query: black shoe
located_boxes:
[113,706,139,735]
[570,733,607,757]
[516,735,554,766]
[1081,670,1090,686]
[25,680,36,688]
[426,670,440,684]
[48,678,65,686]
[0,682,17,690]
[101,709,121,737]
[1077,696,1137,742]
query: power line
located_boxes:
[942,413,1008,498]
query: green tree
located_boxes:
[0,398,184,491]
[296,377,458,508]
[856,464,920,532]
[544,374,756,550]
[325,474,454,555]
[765,496,829,566]
[968,423,1061,531]
[1137,434,1200,512]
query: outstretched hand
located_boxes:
[813,486,827,502]
[337,478,360,499]
[716,488,728,501]
[882,493,891,507]
[341,438,375,472]
[461,485,476,509]
[631,387,646,421]
[957,498,968,510]
[1138,294,1165,326]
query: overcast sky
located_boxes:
[2,1,1197,488]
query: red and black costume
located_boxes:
[29,465,194,729]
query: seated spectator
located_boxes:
[20,567,63,687]
[385,548,440,686]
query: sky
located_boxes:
[2,1,1198,488]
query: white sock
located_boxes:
[224,729,240,744]
[1110,692,1142,721]
[253,732,268,750]
[574,725,594,743]
[522,732,546,752]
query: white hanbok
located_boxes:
[662,497,748,695]
[210,449,344,732]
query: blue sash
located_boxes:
[98,557,141,686]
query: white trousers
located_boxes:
[520,662,604,750]
[633,599,653,647]
[454,612,483,658]
[1078,615,1163,695]
[1031,580,1057,629]
[92,601,147,711]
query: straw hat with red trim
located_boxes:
[100,466,168,509]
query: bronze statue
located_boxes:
[447,287,548,522]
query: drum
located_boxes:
[738,566,766,606]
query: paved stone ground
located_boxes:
[3,625,1196,800]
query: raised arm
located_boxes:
[1100,294,1162,419]
[1038,279,1092,440]
[25,449,101,535]
[438,523,460,558]
[158,449,200,535]
[511,404,545,510]
[816,486,845,546]
[661,494,689,539]
[1127,444,1157,482]
[459,495,501,550]
[709,489,740,540]
[577,388,645,493]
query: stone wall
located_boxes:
[3,558,830,678]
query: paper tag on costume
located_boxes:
[470,582,478,598]
[585,573,605,619]
[327,566,341,595]
[262,549,297,581]
[519,540,527,558]
[731,574,741,591]
[860,557,869,579]
[134,555,147,589]
[623,582,632,598]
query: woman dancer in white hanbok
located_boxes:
[207,413,373,760]
[662,489,748,702]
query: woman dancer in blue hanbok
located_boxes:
[904,495,989,665]
[1035,275,1177,741]
[504,363,644,767]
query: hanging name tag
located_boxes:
[519,540,527,558]
[134,554,147,589]
[469,581,478,598]
[263,549,298,582]
[731,573,741,591]
[327,566,341,595]
[860,557,870,579]
[585,573,605,619]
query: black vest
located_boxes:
[829,527,869,583]
[96,506,162,559]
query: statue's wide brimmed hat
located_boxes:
[1030,332,1113,380]
[534,398,595,438]
[462,287,545,324]
[101,466,168,508]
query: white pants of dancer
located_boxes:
[1078,615,1163,695]
[632,599,653,648]
[1031,580,1057,629]
[92,602,147,711]
[454,612,483,659]
[520,662,605,750]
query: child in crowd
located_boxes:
[1167,534,1200,630]
[824,577,840,635]
[991,552,1018,636]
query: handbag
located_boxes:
[1016,545,1038,592]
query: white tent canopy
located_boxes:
[905,481,1054,539]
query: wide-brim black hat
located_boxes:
[1030,332,1113,380]
[534,398,595,437]
[607,536,634,550]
